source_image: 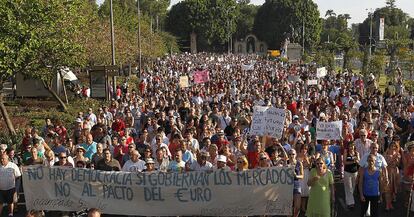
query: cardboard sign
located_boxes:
[316,67,327,78]
[250,106,286,139]
[179,76,189,88]
[287,75,301,83]
[307,80,318,85]
[316,121,343,140]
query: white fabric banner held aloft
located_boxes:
[316,121,343,140]
[250,106,286,139]
[22,166,293,216]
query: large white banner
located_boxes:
[22,166,293,216]
[316,121,343,140]
[250,106,286,139]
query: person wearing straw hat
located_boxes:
[215,155,230,171]
[143,158,157,172]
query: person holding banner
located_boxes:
[0,153,21,217]
[307,157,335,217]
[96,148,121,171]
[235,156,249,171]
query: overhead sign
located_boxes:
[379,18,385,41]
[22,166,293,216]
[316,121,343,140]
[90,71,107,98]
[250,106,286,139]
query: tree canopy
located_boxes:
[253,0,322,49]
[165,0,239,51]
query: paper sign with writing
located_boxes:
[179,76,189,88]
[316,121,343,140]
[193,70,210,84]
[307,79,318,85]
[316,67,327,78]
[287,75,301,83]
[22,166,293,216]
[250,106,286,139]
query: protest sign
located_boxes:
[179,76,189,88]
[316,121,343,140]
[250,106,286,139]
[193,69,210,84]
[316,67,327,78]
[287,75,301,83]
[242,63,255,71]
[307,79,318,85]
[22,166,293,216]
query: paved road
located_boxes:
[2,179,414,217]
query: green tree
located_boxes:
[325,9,336,18]
[0,0,90,114]
[368,53,386,78]
[253,0,321,49]
[234,3,259,40]
[385,25,410,71]
[165,0,239,52]
[320,11,358,70]
[358,6,409,45]
[96,0,174,64]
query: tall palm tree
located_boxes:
[325,9,336,17]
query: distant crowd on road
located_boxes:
[1,53,414,217]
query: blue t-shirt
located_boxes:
[81,142,97,159]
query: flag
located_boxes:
[193,69,210,84]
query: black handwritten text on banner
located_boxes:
[22,166,294,216]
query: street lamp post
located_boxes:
[110,0,116,65]
[367,8,373,58]
[109,0,116,99]
[137,0,141,74]
[225,6,235,54]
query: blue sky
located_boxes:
[97,0,414,25]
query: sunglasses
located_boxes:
[316,162,323,165]
[60,156,67,159]
[237,161,244,163]
[260,158,267,160]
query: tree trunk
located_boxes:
[190,31,197,54]
[0,95,16,135]
[42,80,68,112]
[58,71,69,104]
[343,49,349,70]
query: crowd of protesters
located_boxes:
[1,53,414,217]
